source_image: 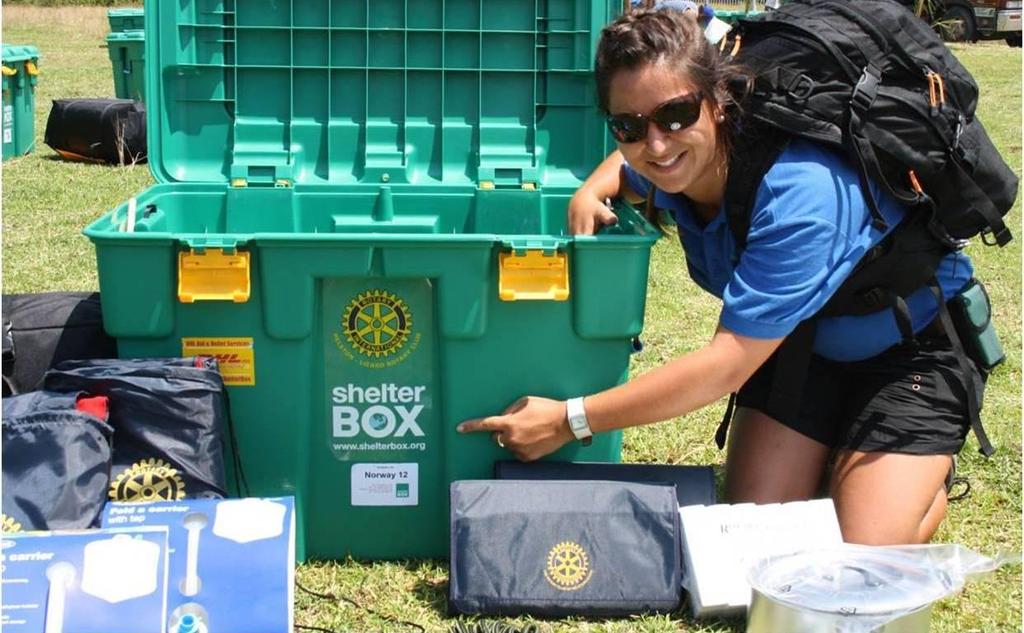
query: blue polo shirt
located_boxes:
[624,139,973,362]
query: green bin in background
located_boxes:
[107,31,145,101]
[2,45,40,161]
[85,0,658,562]
[715,9,760,24]
[108,7,145,33]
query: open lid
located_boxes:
[2,45,40,64]
[146,0,620,189]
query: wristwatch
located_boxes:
[566,397,593,446]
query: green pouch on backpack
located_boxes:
[949,279,1005,372]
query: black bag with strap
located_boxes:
[702,0,1018,456]
[2,292,119,397]
[44,98,147,165]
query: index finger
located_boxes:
[457,416,508,434]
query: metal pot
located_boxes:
[746,547,956,633]
[747,589,933,633]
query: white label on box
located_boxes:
[351,463,418,506]
[3,128,11,144]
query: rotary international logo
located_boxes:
[110,458,186,502]
[341,290,414,359]
[544,541,593,591]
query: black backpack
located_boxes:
[707,0,1018,455]
[725,0,1017,251]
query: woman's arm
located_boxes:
[568,150,645,234]
[457,326,784,461]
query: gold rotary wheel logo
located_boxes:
[110,458,186,502]
[343,290,413,358]
[1,514,22,533]
[544,541,593,591]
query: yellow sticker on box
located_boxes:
[181,337,256,386]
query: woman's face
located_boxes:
[608,62,722,199]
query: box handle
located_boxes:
[178,249,251,303]
[498,249,569,301]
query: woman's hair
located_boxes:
[594,9,749,226]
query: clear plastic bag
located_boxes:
[747,543,1021,633]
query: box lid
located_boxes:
[107,31,146,44]
[146,0,620,189]
[2,45,40,64]
[108,8,145,19]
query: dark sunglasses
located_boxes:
[606,92,704,144]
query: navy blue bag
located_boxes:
[43,357,233,503]
[449,480,682,617]
[2,396,113,531]
[494,460,717,507]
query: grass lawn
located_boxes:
[2,6,1020,632]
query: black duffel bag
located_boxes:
[2,393,114,532]
[2,292,118,397]
[449,480,683,617]
[44,98,146,164]
[43,357,231,503]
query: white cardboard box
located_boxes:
[679,499,844,617]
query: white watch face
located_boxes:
[570,416,587,432]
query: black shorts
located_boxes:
[736,330,984,455]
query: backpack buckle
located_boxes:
[850,65,881,113]
[787,75,814,101]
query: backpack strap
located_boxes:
[928,279,995,457]
[645,182,658,223]
[936,150,1014,247]
[724,123,791,252]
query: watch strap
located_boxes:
[566,396,593,446]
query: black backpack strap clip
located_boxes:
[850,65,881,114]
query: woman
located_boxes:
[458,10,981,545]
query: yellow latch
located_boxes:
[25,61,38,76]
[498,250,569,301]
[178,249,251,303]
[1,66,16,77]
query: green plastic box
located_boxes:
[85,0,657,561]
[107,31,145,101]
[715,9,759,25]
[108,7,145,33]
[2,45,40,161]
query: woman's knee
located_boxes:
[830,451,952,545]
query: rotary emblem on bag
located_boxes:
[544,541,593,591]
[342,290,414,359]
[110,458,186,502]
[0,514,21,533]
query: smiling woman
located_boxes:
[458,7,1008,551]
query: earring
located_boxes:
[716,114,725,123]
